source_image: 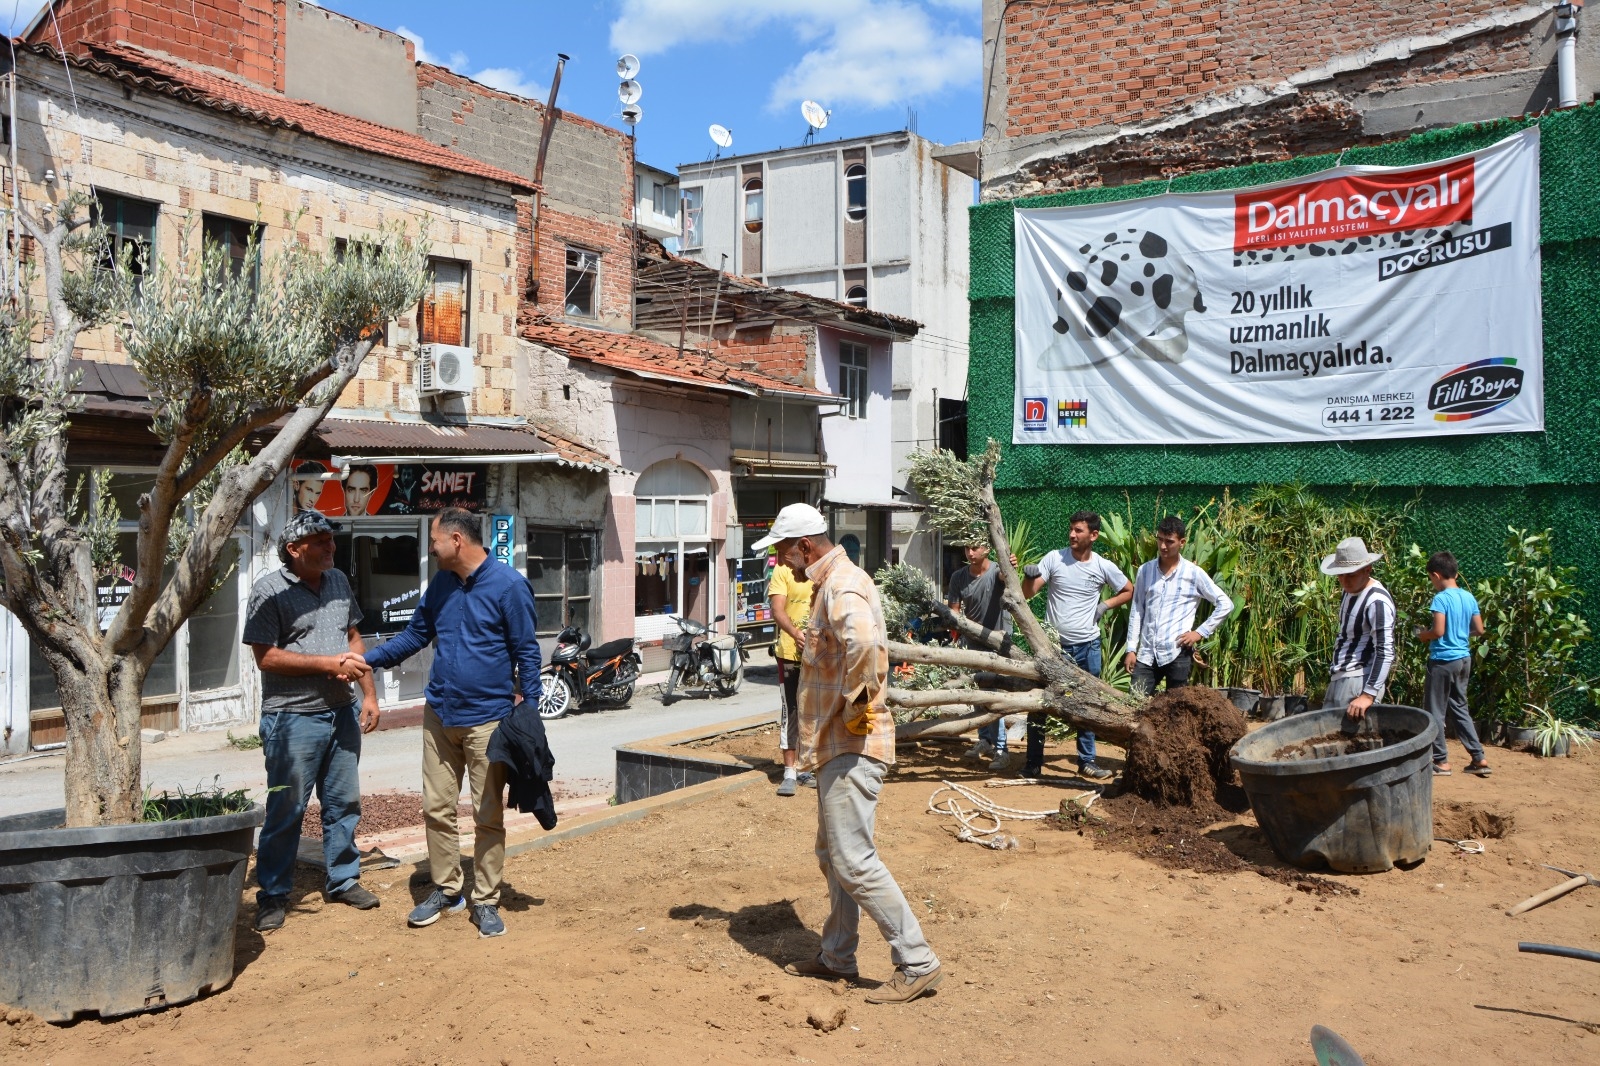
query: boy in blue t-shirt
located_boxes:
[1412,551,1490,776]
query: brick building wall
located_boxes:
[417,63,636,330]
[13,49,520,418]
[30,0,287,91]
[709,326,813,382]
[978,0,1599,200]
[1002,0,1521,138]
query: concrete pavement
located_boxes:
[0,668,781,818]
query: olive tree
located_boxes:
[883,443,1143,745]
[0,186,428,826]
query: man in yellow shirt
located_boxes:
[769,559,814,797]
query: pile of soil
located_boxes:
[1121,686,1248,810]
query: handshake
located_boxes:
[331,652,371,682]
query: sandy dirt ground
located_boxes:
[5,729,1599,1066]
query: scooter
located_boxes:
[661,613,750,703]
[537,621,642,720]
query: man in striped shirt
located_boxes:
[1123,516,1234,698]
[1319,537,1396,718]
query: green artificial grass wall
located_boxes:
[967,105,1600,676]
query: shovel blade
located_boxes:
[1311,1025,1367,1066]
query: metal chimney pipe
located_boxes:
[1555,3,1579,109]
[526,54,569,303]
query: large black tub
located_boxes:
[1229,704,1437,874]
[0,804,263,1021]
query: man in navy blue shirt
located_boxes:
[361,507,541,938]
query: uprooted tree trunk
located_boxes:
[884,442,1144,745]
[0,187,429,826]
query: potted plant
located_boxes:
[0,190,427,1021]
[1523,704,1593,758]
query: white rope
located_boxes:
[1435,836,1485,854]
[927,779,1091,850]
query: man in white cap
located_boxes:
[754,503,944,1005]
[1319,537,1396,719]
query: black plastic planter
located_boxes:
[0,804,263,1022]
[1229,705,1437,874]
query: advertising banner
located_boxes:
[1013,128,1543,445]
[290,459,489,516]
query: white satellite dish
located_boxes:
[616,54,640,79]
[618,79,642,105]
[801,100,830,130]
[621,103,642,126]
[709,124,733,149]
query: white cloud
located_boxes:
[609,0,978,112]
[395,26,545,101]
[472,67,548,101]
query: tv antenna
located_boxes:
[616,55,643,138]
[801,100,830,145]
[709,123,733,161]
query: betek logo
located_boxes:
[1022,397,1047,429]
[1233,159,1474,252]
[1427,358,1523,422]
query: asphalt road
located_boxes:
[0,668,782,818]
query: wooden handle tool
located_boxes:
[1506,874,1590,917]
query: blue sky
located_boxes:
[8,1,984,173]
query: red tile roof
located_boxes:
[44,42,535,192]
[529,423,618,472]
[520,319,841,403]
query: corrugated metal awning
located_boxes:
[312,418,554,455]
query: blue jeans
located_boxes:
[255,703,362,903]
[1026,640,1102,771]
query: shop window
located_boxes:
[420,258,470,346]
[92,191,156,280]
[564,248,598,318]
[681,186,704,249]
[201,213,260,287]
[634,459,715,625]
[527,530,594,637]
[186,542,241,691]
[845,163,867,222]
[743,177,764,234]
[839,341,869,419]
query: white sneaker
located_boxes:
[988,751,1016,773]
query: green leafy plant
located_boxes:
[225,729,262,751]
[1472,528,1599,728]
[141,776,257,822]
[1526,703,1592,757]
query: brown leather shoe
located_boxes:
[864,965,944,1004]
[784,957,860,981]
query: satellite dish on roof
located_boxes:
[616,54,640,79]
[709,124,733,149]
[621,103,643,126]
[618,79,642,104]
[801,100,830,130]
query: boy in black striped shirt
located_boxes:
[1318,537,1396,719]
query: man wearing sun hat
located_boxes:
[753,503,944,1006]
[1319,536,1397,720]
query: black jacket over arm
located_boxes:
[487,703,558,830]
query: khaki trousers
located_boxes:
[421,705,507,906]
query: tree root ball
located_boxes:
[1121,687,1248,809]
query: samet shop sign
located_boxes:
[1011,127,1544,445]
[291,459,489,516]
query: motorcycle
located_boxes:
[661,613,750,703]
[537,620,642,720]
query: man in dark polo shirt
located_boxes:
[243,510,380,933]
[359,507,542,938]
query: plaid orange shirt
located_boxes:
[797,545,895,771]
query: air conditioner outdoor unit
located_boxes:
[418,343,476,396]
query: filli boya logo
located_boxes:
[1428,359,1524,422]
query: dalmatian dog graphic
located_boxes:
[1037,228,1207,369]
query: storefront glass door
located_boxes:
[335,518,430,705]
